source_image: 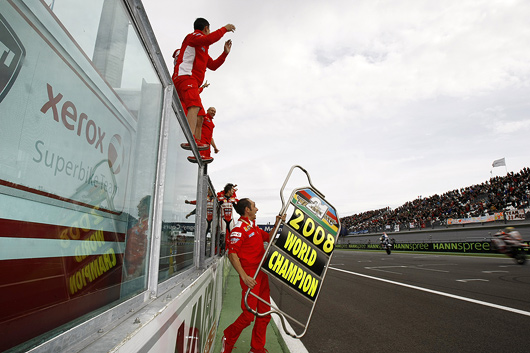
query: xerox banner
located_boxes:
[0,0,136,213]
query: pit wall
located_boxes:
[82,256,232,353]
[0,0,228,352]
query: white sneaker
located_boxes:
[221,336,234,353]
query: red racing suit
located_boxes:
[217,191,238,224]
[218,190,238,247]
[199,112,215,158]
[224,217,271,350]
[206,195,214,222]
[188,197,214,234]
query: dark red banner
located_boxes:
[0,217,125,352]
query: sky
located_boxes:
[142,0,530,224]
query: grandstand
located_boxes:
[341,167,530,235]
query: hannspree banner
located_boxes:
[0,0,134,213]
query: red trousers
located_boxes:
[199,147,211,158]
[223,269,271,350]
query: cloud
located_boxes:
[143,0,530,222]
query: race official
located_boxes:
[221,198,284,353]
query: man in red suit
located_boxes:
[172,18,235,157]
[188,106,219,163]
[221,198,284,353]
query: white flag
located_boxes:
[492,158,506,168]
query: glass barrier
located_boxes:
[205,186,214,258]
[48,0,161,99]
[205,186,223,257]
[159,110,197,282]
[215,202,223,255]
[0,0,162,351]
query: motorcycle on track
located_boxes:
[380,233,393,255]
[491,228,529,265]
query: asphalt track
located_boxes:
[293,250,530,353]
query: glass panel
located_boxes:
[159,110,197,282]
[204,186,214,258]
[0,0,162,351]
[211,192,222,255]
[48,0,161,97]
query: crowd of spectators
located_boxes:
[341,167,530,234]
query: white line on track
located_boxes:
[365,266,406,275]
[482,270,509,273]
[365,265,450,274]
[270,298,309,353]
[412,267,450,273]
[406,264,452,273]
[330,266,530,317]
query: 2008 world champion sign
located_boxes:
[264,195,337,300]
[245,166,340,338]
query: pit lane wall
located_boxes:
[84,256,232,353]
[336,241,497,254]
[0,0,232,352]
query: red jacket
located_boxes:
[228,217,269,268]
[172,28,228,86]
[200,112,215,145]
